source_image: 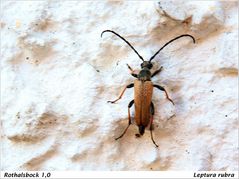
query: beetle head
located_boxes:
[140,61,153,70]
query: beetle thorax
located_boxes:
[138,68,151,81]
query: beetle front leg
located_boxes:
[150,102,158,148]
[151,66,163,78]
[108,83,134,103]
[127,64,138,78]
[153,84,174,105]
[115,100,134,140]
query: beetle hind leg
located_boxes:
[150,102,159,148]
[115,100,134,140]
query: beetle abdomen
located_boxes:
[134,80,153,127]
[138,125,145,135]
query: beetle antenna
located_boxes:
[149,34,195,62]
[101,30,145,62]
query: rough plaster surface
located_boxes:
[1,1,238,171]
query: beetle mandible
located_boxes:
[101,30,195,147]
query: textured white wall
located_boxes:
[1,1,238,170]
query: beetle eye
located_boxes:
[148,63,153,69]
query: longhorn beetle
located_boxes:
[101,30,195,147]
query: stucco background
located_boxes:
[1,1,238,170]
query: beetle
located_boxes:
[101,30,195,147]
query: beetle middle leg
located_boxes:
[115,100,134,140]
[150,102,159,148]
[151,66,163,78]
[153,84,174,105]
[108,83,134,103]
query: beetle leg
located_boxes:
[115,100,134,140]
[127,64,138,78]
[150,102,158,148]
[131,73,138,78]
[153,84,174,105]
[108,83,134,103]
[151,66,163,78]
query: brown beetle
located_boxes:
[101,30,195,147]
